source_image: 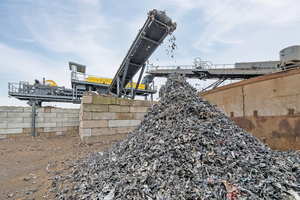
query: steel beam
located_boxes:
[31,102,35,137]
[132,64,146,99]
[129,62,141,68]
[27,99,38,137]
[117,76,120,97]
[119,59,130,97]
[151,80,154,101]
[141,36,160,45]
[130,79,133,98]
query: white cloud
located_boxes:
[0,42,78,90]
[0,43,52,77]
[0,43,71,106]
[13,38,36,42]
[21,0,119,75]
[81,0,100,6]
[192,0,300,52]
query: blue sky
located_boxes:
[1,0,300,108]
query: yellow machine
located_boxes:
[126,82,145,90]
[86,76,145,90]
[45,80,57,87]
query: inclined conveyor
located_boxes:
[106,9,176,98]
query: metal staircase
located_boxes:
[200,77,227,93]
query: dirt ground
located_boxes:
[0,134,115,200]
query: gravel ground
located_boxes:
[0,134,114,200]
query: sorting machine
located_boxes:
[7,9,176,137]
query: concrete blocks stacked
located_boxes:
[0,106,79,139]
[79,96,156,142]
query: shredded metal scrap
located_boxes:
[56,73,300,199]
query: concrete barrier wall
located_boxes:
[0,106,79,139]
[200,68,300,150]
[80,96,156,142]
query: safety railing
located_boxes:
[146,63,195,72]
[146,57,235,73]
[194,57,235,69]
[147,57,280,74]
[8,82,33,94]
[71,72,113,83]
[8,82,19,93]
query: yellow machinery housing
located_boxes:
[45,80,57,87]
[86,76,145,90]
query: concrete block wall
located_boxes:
[0,106,79,139]
[79,96,156,142]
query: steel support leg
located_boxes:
[119,59,130,98]
[27,100,37,137]
[31,103,36,137]
[76,87,78,98]
[151,80,154,101]
[117,76,120,97]
[72,84,74,100]
[132,64,145,99]
[130,79,133,98]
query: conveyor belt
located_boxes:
[106,9,176,97]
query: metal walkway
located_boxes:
[106,9,176,98]
[8,79,81,105]
[147,58,281,80]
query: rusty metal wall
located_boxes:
[204,86,244,118]
[232,116,300,151]
[201,68,300,150]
